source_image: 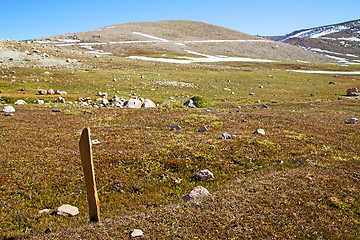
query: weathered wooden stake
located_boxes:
[79,127,100,223]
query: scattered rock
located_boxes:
[199,126,208,132]
[254,129,266,135]
[14,99,26,105]
[124,98,142,108]
[4,113,14,116]
[268,75,274,78]
[249,93,254,96]
[222,132,231,140]
[143,98,156,108]
[52,109,61,113]
[97,92,108,98]
[346,87,359,96]
[196,169,215,180]
[37,209,51,216]
[347,118,358,124]
[183,186,210,202]
[261,104,268,109]
[55,90,67,95]
[58,96,65,103]
[38,89,47,95]
[47,89,55,95]
[130,229,143,238]
[57,204,79,217]
[170,125,182,131]
[185,98,197,108]
[36,100,45,104]
[174,178,182,184]
[91,139,101,145]
[3,106,15,113]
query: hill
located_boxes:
[276,19,360,64]
[34,20,331,63]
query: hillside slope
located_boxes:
[279,19,360,64]
[34,20,331,62]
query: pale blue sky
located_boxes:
[1,0,359,40]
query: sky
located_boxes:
[1,0,359,41]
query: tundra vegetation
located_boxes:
[0,39,359,239]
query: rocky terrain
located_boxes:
[267,19,360,64]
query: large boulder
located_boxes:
[125,98,142,108]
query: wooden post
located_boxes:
[79,128,100,223]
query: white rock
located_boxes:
[130,229,143,238]
[196,169,214,180]
[57,204,79,217]
[47,89,55,95]
[14,100,27,105]
[58,96,65,103]
[254,129,266,135]
[38,209,51,216]
[91,139,101,145]
[101,98,109,105]
[36,100,45,104]
[183,186,210,202]
[143,99,156,108]
[3,106,15,113]
[125,98,142,108]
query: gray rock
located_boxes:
[3,106,15,113]
[183,186,210,202]
[261,104,268,109]
[199,126,208,132]
[170,125,182,131]
[196,169,215,180]
[222,132,231,140]
[57,204,79,217]
[254,129,266,135]
[346,87,359,96]
[130,229,143,238]
[348,118,358,124]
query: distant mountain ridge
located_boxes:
[271,19,360,64]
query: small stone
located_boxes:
[170,125,182,131]
[57,204,79,217]
[36,100,45,104]
[3,106,15,113]
[196,169,215,180]
[130,229,143,238]
[261,104,268,109]
[47,89,55,95]
[249,93,254,96]
[174,178,182,184]
[52,109,61,112]
[222,132,231,140]
[254,129,266,135]
[101,98,109,105]
[186,99,197,108]
[38,209,51,216]
[268,75,274,78]
[91,139,101,145]
[14,99,27,105]
[347,118,358,124]
[38,89,47,95]
[183,186,210,202]
[199,126,208,132]
[5,113,14,116]
[58,97,65,103]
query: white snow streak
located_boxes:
[132,32,170,42]
[287,70,360,75]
